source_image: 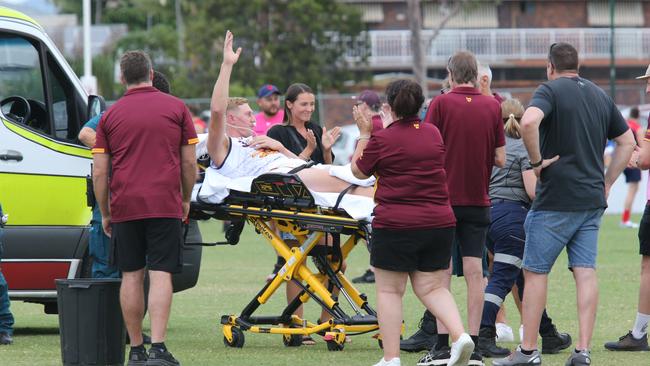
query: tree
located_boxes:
[182,0,366,97]
[53,0,367,98]
[408,0,497,97]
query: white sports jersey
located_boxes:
[212,137,305,178]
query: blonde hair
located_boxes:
[227,97,249,111]
[501,98,524,139]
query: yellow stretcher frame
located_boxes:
[191,199,383,351]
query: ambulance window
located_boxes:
[45,52,84,141]
[0,35,45,129]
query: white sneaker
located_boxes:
[449,333,474,366]
[519,325,524,342]
[621,221,640,229]
[373,357,400,366]
[496,323,515,343]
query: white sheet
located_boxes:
[194,167,375,221]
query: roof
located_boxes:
[0,6,41,28]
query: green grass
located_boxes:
[2,215,649,365]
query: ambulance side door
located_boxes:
[0,30,91,294]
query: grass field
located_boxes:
[2,214,649,365]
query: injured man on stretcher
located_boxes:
[197,32,375,210]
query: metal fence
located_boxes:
[348,28,650,68]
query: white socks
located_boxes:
[632,312,650,339]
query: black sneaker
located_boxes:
[565,349,591,366]
[352,269,375,284]
[0,332,13,345]
[146,348,180,366]
[541,324,572,354]
[127,346,148,366]
[417,346,450,366]
[604,331,650,351]
[400,311,438,352]
[469,350,485,366]
[478,328,510,357]
[126,333,152,345]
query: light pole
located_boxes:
[609,0,616,102]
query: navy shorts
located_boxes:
[624,168,642,183]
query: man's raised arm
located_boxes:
[207,30,242,167]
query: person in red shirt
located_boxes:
[418,51,506,366]
[93,50,197,366]
[352,79,474,366]
[621,106,644,228]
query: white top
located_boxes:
[211,136,305,178]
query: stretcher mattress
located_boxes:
[193,167,376,221]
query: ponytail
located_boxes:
[504,113,521,139]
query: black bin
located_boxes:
[56,279,126,366]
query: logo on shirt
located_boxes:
[465,97,472,103]
[413,123,420,129]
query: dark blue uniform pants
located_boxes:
[481,200,554,334]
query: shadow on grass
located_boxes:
[13,327,60,336]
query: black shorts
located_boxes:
[452,206,491,258]
[370,227,454,272]
[638,204,650,256]
[624,168,642,183]
[112,218,183,273]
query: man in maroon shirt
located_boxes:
[93,50,197,366]
[416,51,505,366]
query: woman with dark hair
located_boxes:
[351,79,473,366]
[267,83,340,164]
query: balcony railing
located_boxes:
[349,28,650,68]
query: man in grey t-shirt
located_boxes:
[494,43,635,366]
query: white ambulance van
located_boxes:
[0,7,201,313]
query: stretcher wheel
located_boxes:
[326,339,344,351]
[282,334,302,347]
[223,327,245,348]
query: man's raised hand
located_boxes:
[223,30,242,66]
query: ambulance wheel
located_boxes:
[283,334,302,347]
[223,327,245,348]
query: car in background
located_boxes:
[331,124,360,165]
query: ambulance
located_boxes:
[0,7,201,313]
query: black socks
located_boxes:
[436,334,449,350]
[151,342,167,352]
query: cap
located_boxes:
[257,84,281,98]
[636,64,650,80]
[353,90,381,109]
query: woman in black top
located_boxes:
[267,83,340,164]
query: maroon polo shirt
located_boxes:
[93,86,198,223]
[424,86,505,207]
[371,115,383,134]
[355,115,456,230]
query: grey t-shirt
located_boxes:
[489,136,532,204]
[529,76,629,211]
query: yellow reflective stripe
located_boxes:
[187,137,199,145]
[0,173,91,226]
[3,119,91,158]
[0,7,41,27]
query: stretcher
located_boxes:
[189,172,382,351]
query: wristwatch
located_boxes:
[530,159,543,168]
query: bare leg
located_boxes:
[512,283,523,315]
[297,168,373,197]
[375,268,408,361]
[436,259,453,337]
[496,305,508,325]
[624,182,639,218]
[639,256,650,314]
[463,256,484,336]
[521,270,547,351]
[121,269,145,346]
[573,267,598,350]
[148,270,173,343]
[411,270,465,341]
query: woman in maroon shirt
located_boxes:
[351,80,473,366]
